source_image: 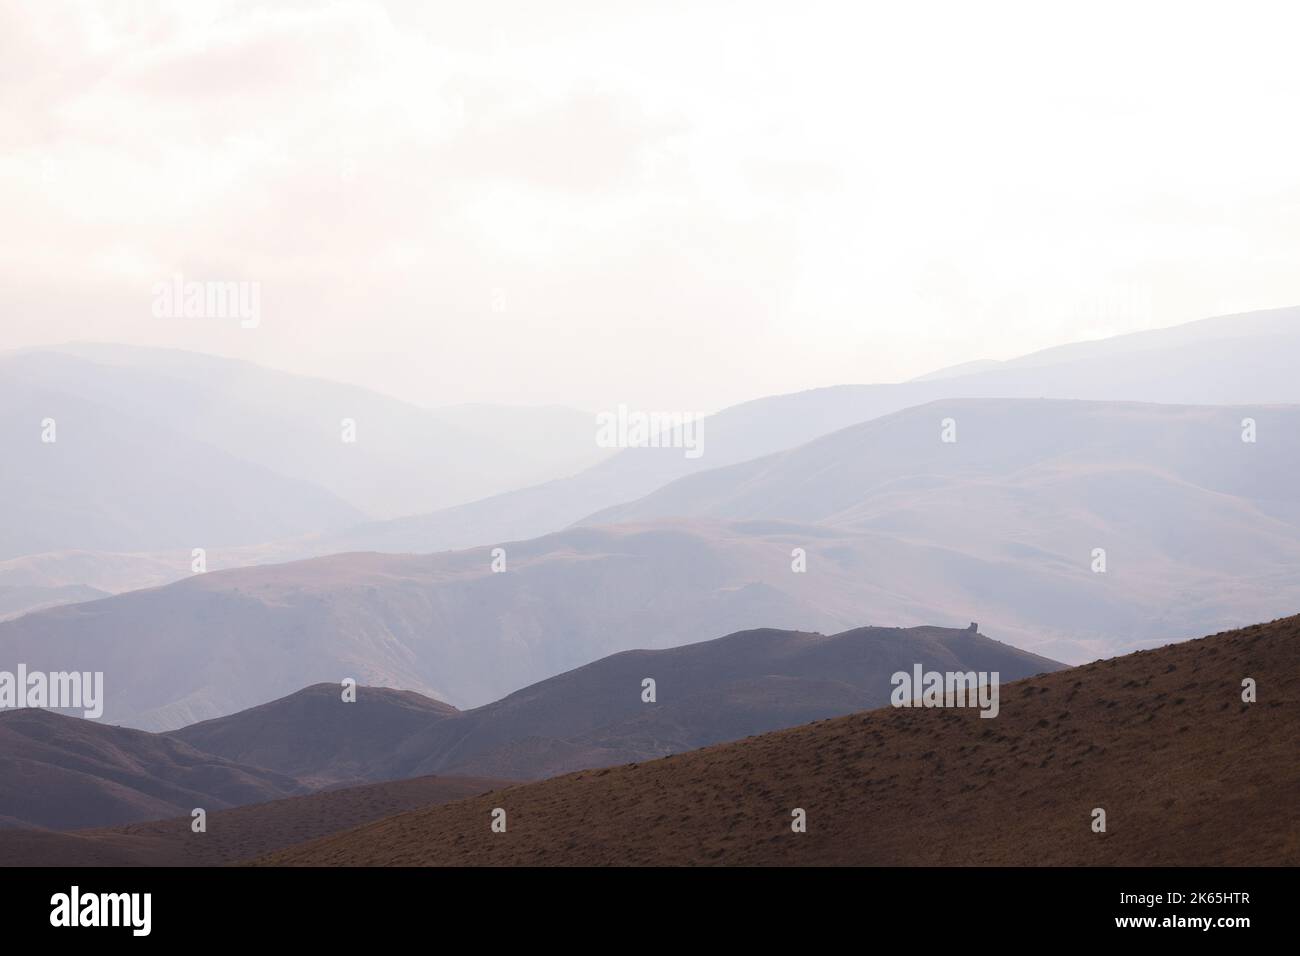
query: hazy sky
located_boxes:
[4,0,1299,412]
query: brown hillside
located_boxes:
[170,683,461,788]
[165,625,1058,785]
[0,709,303,830]
[256,615,1300,866]
[0,774,510,866]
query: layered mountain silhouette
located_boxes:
[6,308,1299,621]
[4,397,1297,728]
[0,550,185,622]
[0,582,107,622]
[313,306,1300,557]
[579,399,1300,660]
[4,312,1299,870]
[0,522,852,728]
[0,623,1057,831]
[584,399,1300,530]
[0,709,303,829]
[0,368,365,561]
[255,614,1300,867]
[0,344,604,561]
[170,624,1060,782]
[171,685,461,788]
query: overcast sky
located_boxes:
[4,0,1299,412]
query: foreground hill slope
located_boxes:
[0,774,510,866]
[258,615,1300,866]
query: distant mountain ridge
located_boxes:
[0,621,1060,829]
[170,623,1062,782]
[172,685,461,788]
[5,399,1300,728]
[6,308,1299,620]
[318,306,1300,557]
[584,398,1300,529]
[0,343,606,554]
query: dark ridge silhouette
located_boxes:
[0,623,1058,833]
[170,624,1060,783]
[172,684,461,788]
[0,709,304,830]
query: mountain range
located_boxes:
[0,708,303,829]
[0,343,606,561]
[2,308,1298,869]
[172,623,1060,782]
[4,615,1291,865]
[0,622,1058,827]
[3,397,1296,728]
[6,307,1300,620]
[255,614,1300,867]
[312,305,1300,557]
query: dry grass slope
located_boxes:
[256,615,1300,866]
[0,774,511,866]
